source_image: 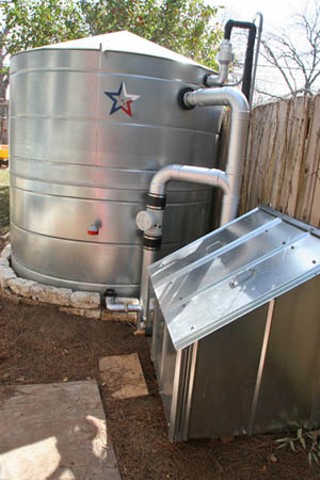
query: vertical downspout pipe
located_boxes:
[137,193,165,322]
[250,13,264,104]
[183,86,250,225]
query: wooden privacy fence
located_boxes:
[240,94,320,228]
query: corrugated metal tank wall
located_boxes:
[9,32,222,295]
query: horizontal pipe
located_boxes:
[105,296,140,310]
[105,294,144,328]
[150,165,230,197]
[224,19,256,40]
[184,86,249,112]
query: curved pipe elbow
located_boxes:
[150,165,179,196]
[183,86,250,115]
[205,64,229,87]
[150,164,230,197]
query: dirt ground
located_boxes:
[1,170,320,480]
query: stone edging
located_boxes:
[0,244,104,319]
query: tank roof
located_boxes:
[40,31,203,67]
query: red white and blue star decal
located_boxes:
[104,82,140,117]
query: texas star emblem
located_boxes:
[104,82,140,117]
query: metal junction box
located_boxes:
[149,206,320,441]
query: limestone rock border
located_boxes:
[0,244,103,320]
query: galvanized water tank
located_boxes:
[9,32,222,295]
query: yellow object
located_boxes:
[0,145,8,159]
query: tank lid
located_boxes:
[149,206,320,351]
[39,30,204,67]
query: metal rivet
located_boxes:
[312,260,317,264]
[190,326,195,331]
[282,241,286,245]
[290,246,295,250]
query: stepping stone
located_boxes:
[0,381,121,480]
[99,353,148,399]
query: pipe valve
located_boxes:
[87,224,100,235]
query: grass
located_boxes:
[0,168,10,233]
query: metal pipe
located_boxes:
[139,166,229,323]
[250,12,264,105]
[106,69,249,332]
[138,87,250,324]
[204,39,234,87]
[140,247,158,322]
[105,291,144,329]
[205,64,229,87]
[223,20,257,102]
[150,165,230,197]
[183,87,250,225]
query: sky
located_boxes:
[207,0,313,101]
[210,0,304,30]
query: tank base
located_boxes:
[11,256,139,297]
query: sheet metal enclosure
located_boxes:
[149,207,320,441]
[9,32,222,295]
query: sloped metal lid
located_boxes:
[38,31,204,67]
[149,206,320,351]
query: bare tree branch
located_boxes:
[260,0,320,98]
[256,88,285,100]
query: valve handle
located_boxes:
[87,224,99,235]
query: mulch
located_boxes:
[0,229,320,479]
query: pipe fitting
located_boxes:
[177,87,196,110]
[205,39,234,87]
[183,86,249,113]
[136,210,161,233]
[105,291,144,329]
